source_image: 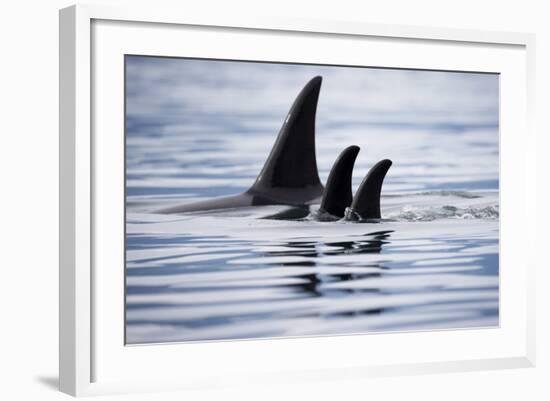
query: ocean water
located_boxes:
[125,57,499,344]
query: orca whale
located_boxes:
[156,76,392,220]
[318,145,360,218]
[318,146,392,220]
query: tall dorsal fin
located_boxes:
[319,145,360,217]
[347,159,392,220]
[248,76,324,204]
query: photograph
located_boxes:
[124,55,499,344]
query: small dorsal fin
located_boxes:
[348,159,392,219]
[319,146,360,217]
[248,76,324,204]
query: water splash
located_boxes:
[388,204,499,222]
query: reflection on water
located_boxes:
[126,211,498,343]
[125,56,499,344]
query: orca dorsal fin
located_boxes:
[248,76,324,204]
[348,159,392,220]
[319,145,360,217]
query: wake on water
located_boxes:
[153,190,499,222]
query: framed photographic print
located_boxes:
[59,4,536,397]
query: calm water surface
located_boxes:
[125,57,499,344]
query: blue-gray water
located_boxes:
[125,56,499,344]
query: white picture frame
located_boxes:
[59,4,536,397]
